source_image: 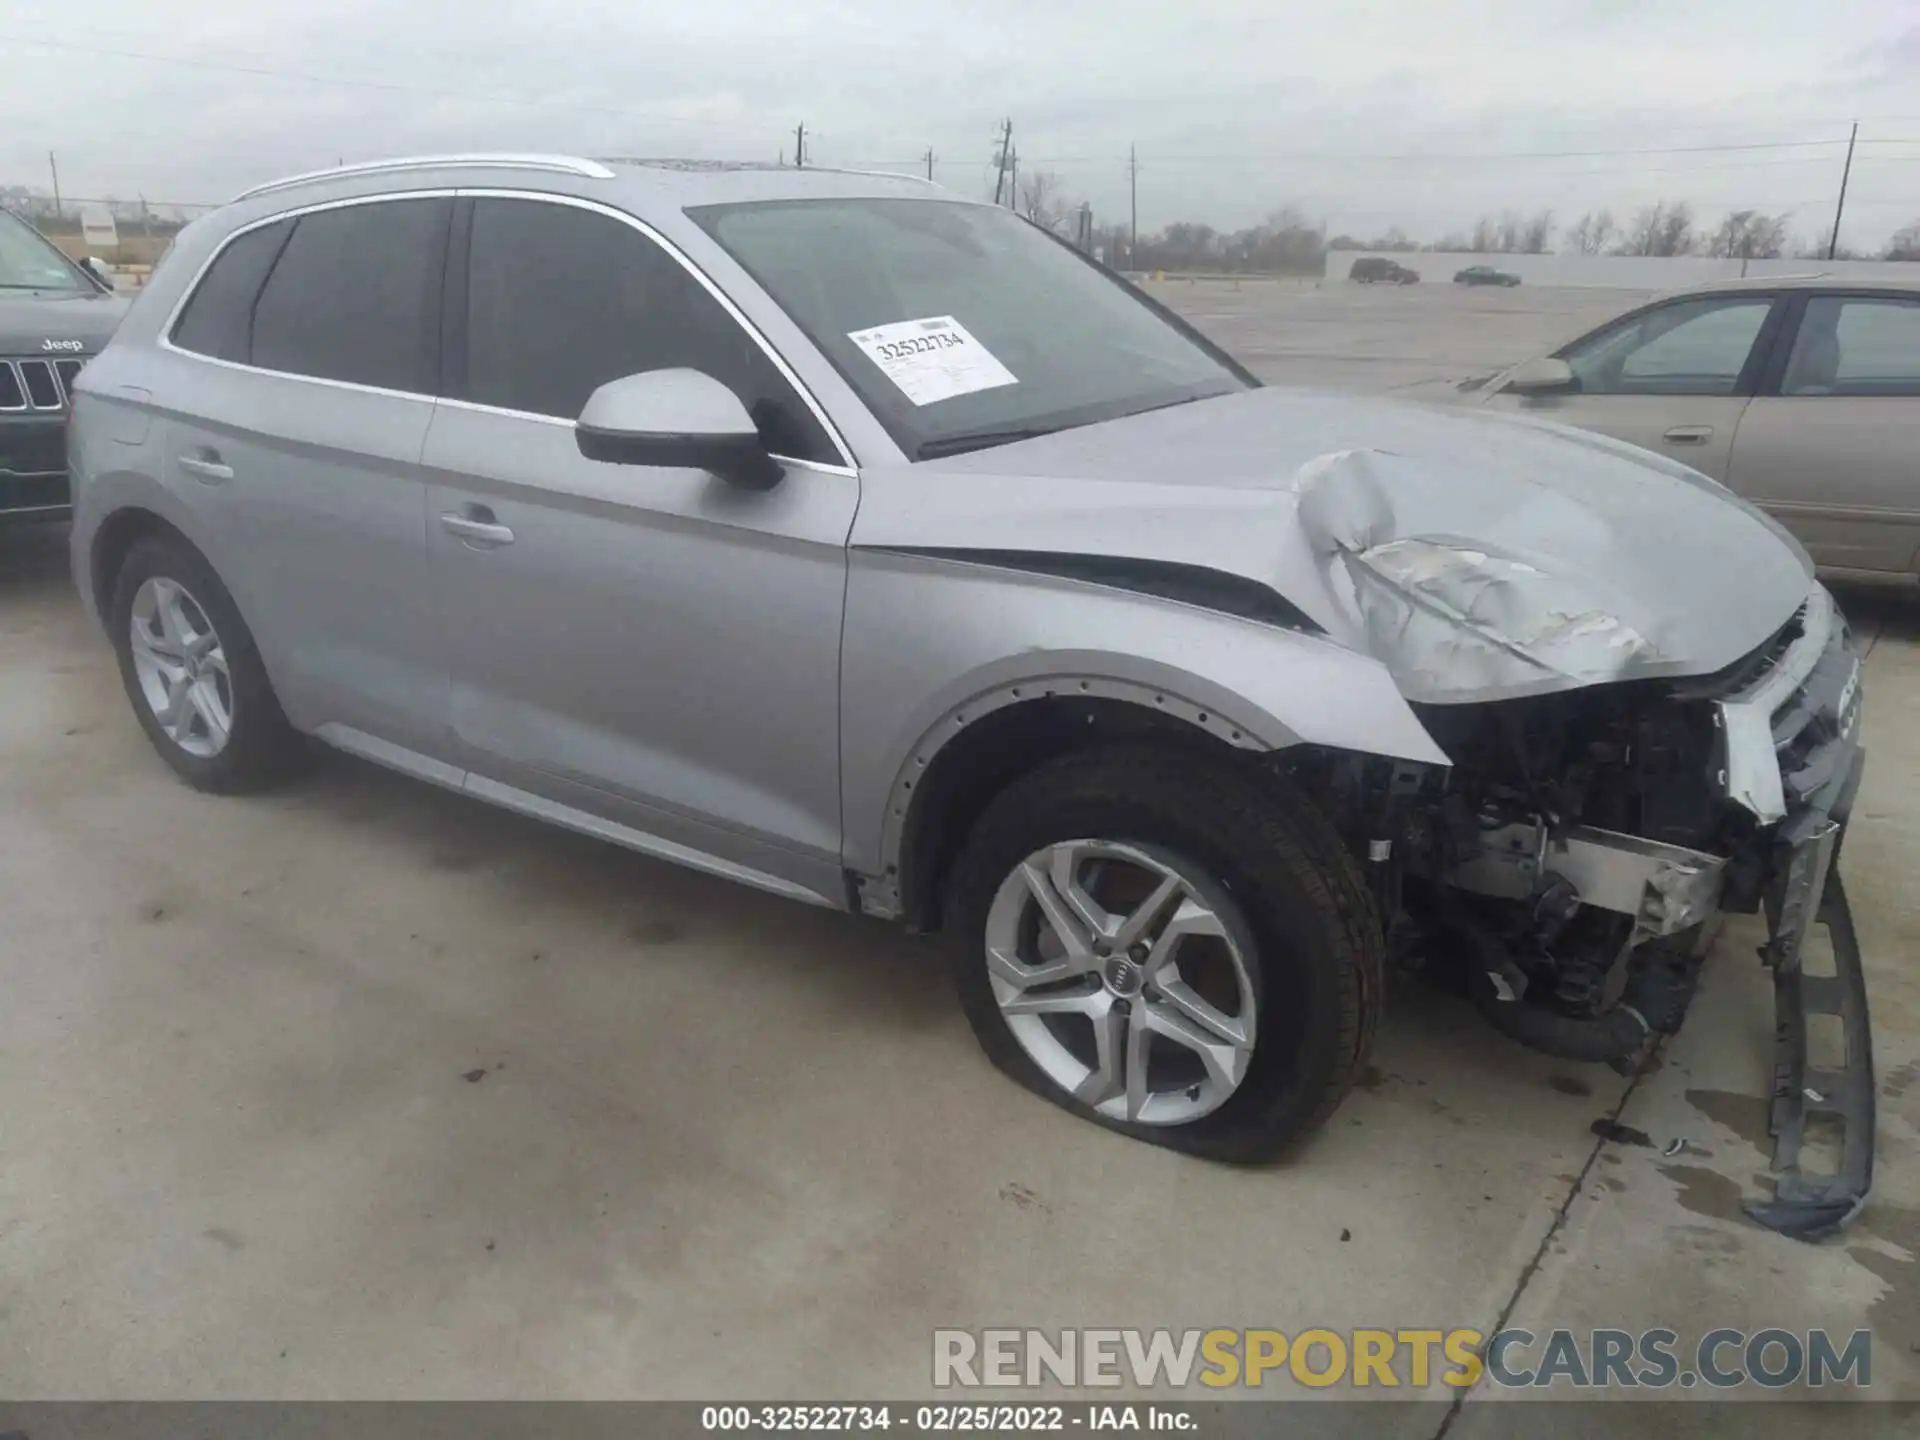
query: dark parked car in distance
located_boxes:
[1,208,128,523]
[1349,257,1420,284]
[1454,265,1522,287]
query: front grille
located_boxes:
[0,356,85,413]
[0,421,66,477]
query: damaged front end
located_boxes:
[1294,451,1873,1241]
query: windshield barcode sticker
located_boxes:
[847,316,1018,406]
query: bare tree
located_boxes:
[1616,201,1695,257]
[1135,221,1221,271]
[1885,219,1920,261]
[1658,204,1696,256]
[1794,227,1860,261]
[1017,170,1072,233]
[1565,210,1615,254]
[1705,209,1789,260]
[1461,209,1553,253]
[1211,205,1326,273]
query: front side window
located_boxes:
[1782,295,1920,397]
[460,198,835,463]
[250,198,448,392]
[0,210,90,292]
[691,198,1251,459]
[1560,296,1773,397]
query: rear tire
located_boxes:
[109,533,305,793]
[945,742,1382,1161]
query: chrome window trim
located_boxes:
[426,394,855,478]
[157,187,453,401]
[158,187,858,473]
[233,154,615,202]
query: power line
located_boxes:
[1014,138,1857,165]
[0,33,787,133]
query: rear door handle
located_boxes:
[177,451,233,483]
[439,508,514,549]
[1662,425,1714,445]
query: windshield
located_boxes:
[690,198,1252,459]
[0,211,89,292]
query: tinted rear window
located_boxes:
[250,198,448,392]
[170,219,292,363]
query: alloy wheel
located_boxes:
[128,575,233,758]
[982,839,1258,1126]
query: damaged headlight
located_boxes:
[1294,448,1666,703]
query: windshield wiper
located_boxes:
[917,425,1063,460]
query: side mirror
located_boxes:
[575,368,783,491]
[1503,356,1577,396]
[82,255,115,291]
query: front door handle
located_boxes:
[439,508,515,549]
[177,451,233,484]
[1662,425,1714,445]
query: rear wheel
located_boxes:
[109,534,304,792]
[945,743,1381,1161]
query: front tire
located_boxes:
[109,534,304,793]
[945,743,1382,1161]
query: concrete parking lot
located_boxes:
[1152,274,1649,392]
[2,284,1915,1428]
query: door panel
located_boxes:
[424,405,855,888]
[184,370,440,746]
[1728,398,1920,573]
[1487,391,1752,480]
[155,195,450,751]
[1727,294,1920,574]
[1482,293,1778,481]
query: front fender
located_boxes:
[839,550,1449,878]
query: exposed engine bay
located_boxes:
[1295,584,1872,1242]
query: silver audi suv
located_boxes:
[67,155,1872,1238]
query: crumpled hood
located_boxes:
[0,291,130,355]
[855,387,1814,703]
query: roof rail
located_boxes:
[1695,270,1831,285]
[233,154,616,202]
[811,165,940,187]
[600,157,939,186]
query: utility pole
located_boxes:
[1827,120,1858,261]
[1128,144,1138,266]
[48,151,60,219]
[1009,146,1018,211]
[924,147,934,181]
[991,119,1013,207]
[794,122,806,169]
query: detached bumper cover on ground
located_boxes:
[1723,589,1873,1240]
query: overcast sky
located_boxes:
[3,0,1917,246]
